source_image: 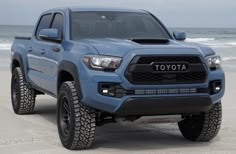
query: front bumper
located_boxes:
[78,51,225,116]
[78,68,224,116]
[116,96,212,116]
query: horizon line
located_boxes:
[0,24,235,29]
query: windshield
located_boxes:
[70,11,170,40]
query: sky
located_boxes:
[0,0,236,28]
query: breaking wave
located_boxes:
[0,43,11,50]
[186,38,236,48]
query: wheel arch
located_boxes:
[11,53,27,81]
[57,61,83,99]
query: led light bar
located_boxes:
[135,88,197,95]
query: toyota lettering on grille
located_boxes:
[154,63,189,72]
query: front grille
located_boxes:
[125,56,207,85]
[137,56,202,64]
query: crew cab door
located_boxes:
[39,13,64,94]
[28,14,53,87]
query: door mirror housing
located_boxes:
[173,31,186,41]
[39,29,62,42]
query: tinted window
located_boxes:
[51,14,64,38]
[36,14,53,39]
[71,12,170,40]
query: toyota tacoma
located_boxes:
[11,7,225,150]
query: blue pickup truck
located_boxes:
[11,7,225,150]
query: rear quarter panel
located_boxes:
[11,39,31,80]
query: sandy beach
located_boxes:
[0,67,236,154]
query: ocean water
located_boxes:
[0,25,33,67]
[172,28,236,62]
[0,25,235,69]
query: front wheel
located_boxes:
[57,81,96,150]
[178,102,222,141]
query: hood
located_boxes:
[78,38,215,57]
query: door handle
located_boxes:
[28,47,32,52]
[53,47,60,52]
[41,49,46,55]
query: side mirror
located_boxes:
[39,29,62,42]
[173,31,186,41]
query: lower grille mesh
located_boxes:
[130,72,206,84]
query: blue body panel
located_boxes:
[11,7,225,114]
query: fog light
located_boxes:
[99,83,129,97]
[215,86,221,91]
[209,80,222,94]
[102,89,109,94]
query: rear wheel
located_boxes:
[178,102,222,141]
[57,81,96,150]
[11,67,36,114]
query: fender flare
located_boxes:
[11,52,28,81]
[58,61,83,99]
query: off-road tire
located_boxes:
[57,81,96,150]
[178,102,222,141]
[11,67,36,114]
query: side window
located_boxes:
[35,14,53,39]
[51,14,64,38]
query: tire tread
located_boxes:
[58,81,96,150]
[11,67,35,114]
[178,102,222,142]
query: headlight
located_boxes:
[206,55,221,70]
[83,55,122,71]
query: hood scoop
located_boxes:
[130,38,170,45]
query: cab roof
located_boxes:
[47,6,148,14]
